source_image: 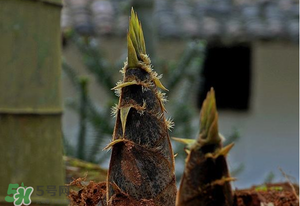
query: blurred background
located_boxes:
[61,0,299,189]
[0,0,298,204]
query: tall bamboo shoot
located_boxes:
[106,9,177,206]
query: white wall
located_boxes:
[219,41,299,188]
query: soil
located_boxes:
[234,182,299,206]
[67,180,299,206]
[67,177,107,206]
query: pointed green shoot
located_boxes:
[199,88,220,144]
[127,8,146,68]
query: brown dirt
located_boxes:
[67,179,157,206]
[67,179,298,206]
[67,178,107,206]
[234,182,299,206]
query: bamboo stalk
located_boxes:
[77,77,89,160]
[0,0,66,205]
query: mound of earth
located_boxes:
[68,180,298,206]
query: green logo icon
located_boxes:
[5,183,34,206]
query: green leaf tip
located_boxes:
[128,8,146,68]
[120,106,132,137]
[172,137,196,149]
[199,88,220,144]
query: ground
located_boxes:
[67,179,299,206]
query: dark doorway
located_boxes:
[197,43,252,111]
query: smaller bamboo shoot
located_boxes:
[176,88,235,206]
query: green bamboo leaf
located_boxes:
[199,88,220,144]
[127,34,139,67]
